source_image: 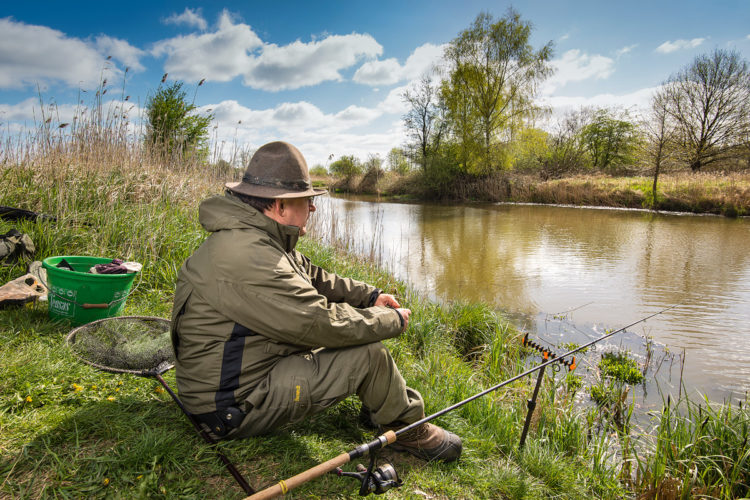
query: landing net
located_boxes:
[66,316,174,375]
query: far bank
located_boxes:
[314,171,750,217]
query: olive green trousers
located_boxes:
[230,341,424,438]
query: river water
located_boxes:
[309,195,750,406]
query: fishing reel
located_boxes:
[334,453,401,495]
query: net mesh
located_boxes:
[66,316,174,374]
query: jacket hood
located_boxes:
[198,193,300,252]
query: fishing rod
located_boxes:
[244,303,680,500]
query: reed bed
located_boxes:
[334,170,750,216]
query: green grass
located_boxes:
[633,395,750,499]
[0,152,626,498]
[598,352,644,385]
[1,112,748,499]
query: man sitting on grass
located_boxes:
[170,141,461,462]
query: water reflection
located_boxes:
[310,196,750,401]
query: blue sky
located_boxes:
[1,1,749,166]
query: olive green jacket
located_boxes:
[170,194,402,414]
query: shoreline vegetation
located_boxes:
[313,14,750,220]
[1,116,749,499]
[316,170,750,217]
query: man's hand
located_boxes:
[374,294,410,332]
[374,293,400,308]
[396,308,411,332]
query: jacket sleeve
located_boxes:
[212,248,401,349]
[296,251,379,307]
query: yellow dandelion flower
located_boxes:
[91,384,97,390]
[25,396,33,403]
[103,478,110,486]
[137,475,143,480]
[115,388,120,392]
[118,381,123,386]
[154,386,164,394]
[73,383,83,392]
[107,396,115,402]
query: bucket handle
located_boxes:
[37,266,143,310]
[82,303,110,309]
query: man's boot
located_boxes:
[382,421,462,462]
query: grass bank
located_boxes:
[1,135,748,498]
[324,171,750,217]
[0,153,622,499]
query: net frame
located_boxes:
[64,315,255,494]
[66,315,174,376]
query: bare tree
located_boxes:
[663,49,750,171]
[641,89,677,204]
[403,76,445,171]
[542,109,590,179]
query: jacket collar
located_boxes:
[198,193,300,252]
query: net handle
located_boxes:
[66,316,173,376]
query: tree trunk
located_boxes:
[652,159,661,209]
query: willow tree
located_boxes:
[442,9,553,174]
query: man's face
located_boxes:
[278,196,316,236]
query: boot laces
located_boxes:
[398,422,430,443]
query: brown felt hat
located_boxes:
[225,141,326,199]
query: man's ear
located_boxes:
[264,199,282,218]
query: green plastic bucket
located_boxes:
[42,256,138,326]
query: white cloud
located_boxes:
[152,11,263,83]
[616,44,637,57]
[152,10,382,90]
[377,84,410,115]
[202,98,392,165]
[656,38,705,54]
[538,86,658,121]
[0,97,38,121]
[244,34,382,91]
[542,49,614,94]
[353,43,445,86]
[163,8,208,31]
[206,99,382,135]
[354,58,403,86]
[0,18,138,90]
[0,97,140,130]
[96,35,146,72]
[336,104,382,124]
[295,127,405,166]
[202,75,420,164]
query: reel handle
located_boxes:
[245,431,397,499]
